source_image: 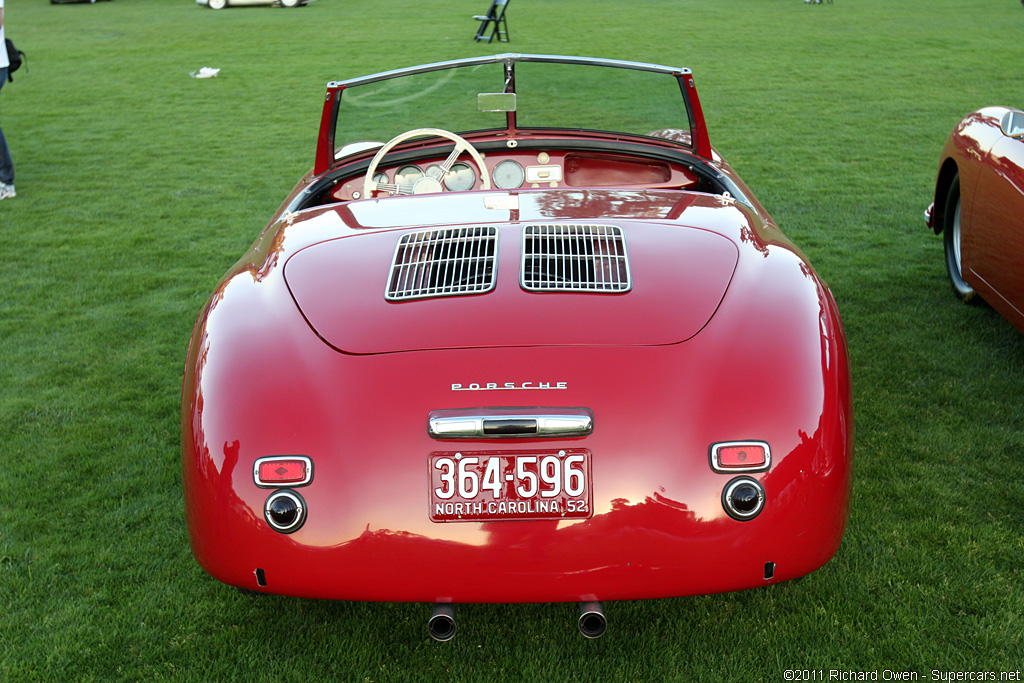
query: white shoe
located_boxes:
[0,183,16,200]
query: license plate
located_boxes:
[429,449,592,523]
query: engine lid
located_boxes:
[283,221,738,354]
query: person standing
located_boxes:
[0,0,15,201]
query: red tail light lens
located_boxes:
[710,442,770,472]
[254,456,313,487]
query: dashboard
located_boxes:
[329,149,701,202]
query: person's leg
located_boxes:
[0,68,15,191]
[0,123,13,188]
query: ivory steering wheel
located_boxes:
[362,128,492,198]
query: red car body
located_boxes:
[927,107,1024,333]
[181,55,853,632]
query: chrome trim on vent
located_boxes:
[429,408,594,439]
[386,227,498,301]
[521,224,631,293]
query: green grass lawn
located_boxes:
[2,0,1023,680]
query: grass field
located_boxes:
[2,0,1023,680]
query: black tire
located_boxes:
[942,174,979,303]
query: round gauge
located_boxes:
[493,160,525,189]
[395,165,424,190]
[441,162,477,192]
[372,172,388,186]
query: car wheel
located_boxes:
[280,0,300,6]
[942,174,979,303]
[207,0,227,8]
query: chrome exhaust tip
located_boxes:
[428,603,456,642]
[577,601,607,639]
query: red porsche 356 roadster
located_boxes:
[181,54,853,639]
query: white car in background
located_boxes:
[197,0,315,8]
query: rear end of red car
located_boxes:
[182,190,852,632]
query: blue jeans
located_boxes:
[0,67,13,186]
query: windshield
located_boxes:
[337,63,507,144]
[321,55,707,172]
[513,62,688,136]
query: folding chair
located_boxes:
[473,0,511,43]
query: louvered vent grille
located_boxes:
[386,227,498,301]
[521,224,631,293]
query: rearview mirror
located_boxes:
[478,92,517,113]
[1000,110,1024,138]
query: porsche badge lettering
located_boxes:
[452,381,568,391]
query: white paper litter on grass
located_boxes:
[189,67,221,79]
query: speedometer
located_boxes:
[493,160,525,189]
[395,165,423,191]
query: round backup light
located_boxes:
[264,490,307,533]
[722,477,765,521]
